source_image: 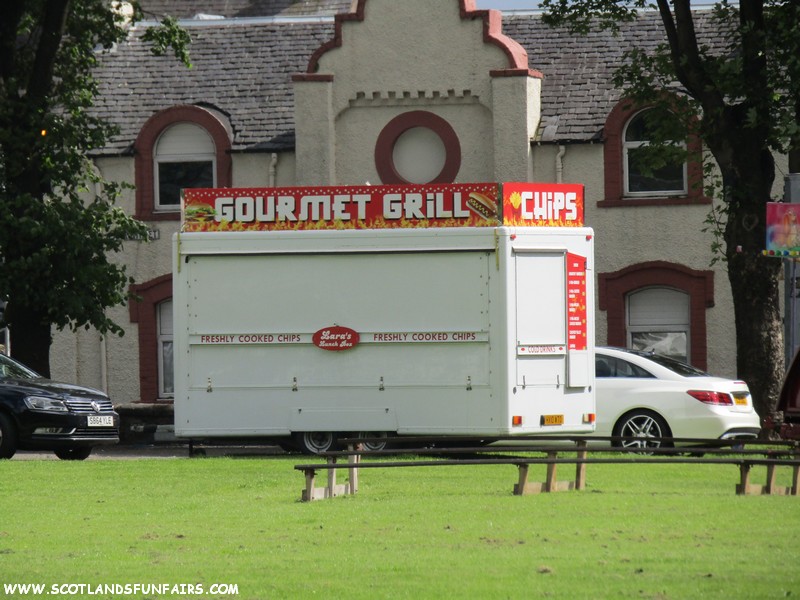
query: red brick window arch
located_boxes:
[134,105,232,221]
[129,274,172,403]
[598,261,714,370]
[601,99,706,208]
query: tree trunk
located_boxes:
[726,252,783,422]
[7,304,53,377]
[719,139,783,423]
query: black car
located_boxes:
[0,353,119,460]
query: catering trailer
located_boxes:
[173,182,596,453]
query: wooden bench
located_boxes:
[294,440,800,501]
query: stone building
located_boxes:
[48,0,784,432]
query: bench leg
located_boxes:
[325,458,338,498]
[575,442,587,491]
[514,464,530,495]
[301,468,318,502]
[736,463,752,495]
[765,464,777,495]
[515,452,584,495]
[545,453,558,493]
[348,453,360,495]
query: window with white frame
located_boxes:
[623,109,687,197]
[626,287,690,362]
[157,299,174,397]
[154,123,215,211]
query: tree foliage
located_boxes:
[0,0,190,375]
[541,0,800,421]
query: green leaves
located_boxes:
[141,16,193,68]
[540,0,650,35]
[0,1,190,367]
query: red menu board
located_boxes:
[566,252,587,350]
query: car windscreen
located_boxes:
[0,354,40,379]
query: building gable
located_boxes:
[292,0,542,184]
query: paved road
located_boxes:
[9,443,287,460]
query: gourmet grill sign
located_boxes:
[181,182,585,231]
[182,183,499,231]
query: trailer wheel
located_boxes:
[295,432,337,455]
[355,432,389,452]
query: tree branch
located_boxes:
[656,0,725,112]
[0,2,25,84]
[27,0,71,101]
[738,0,770,117]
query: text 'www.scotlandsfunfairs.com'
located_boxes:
[3,582,240,596]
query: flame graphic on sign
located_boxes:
[183,215,498,233]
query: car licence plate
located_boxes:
[541,414,564,426]
[88,415,114,427]
[733,394,749,406]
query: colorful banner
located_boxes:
[765,202,800,255]
[566,252,588,351]
[182,183,500,231]
[502,182,585,227]
[182,182,586,231]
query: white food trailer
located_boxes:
[173,182,596,453]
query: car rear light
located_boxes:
[687,390,733,405]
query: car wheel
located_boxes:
[54,447,92,461]
[0,413,17,459]
[355,431,389,452]
[612,410,672,451]
[294,432,337,455]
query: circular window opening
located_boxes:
[391,127,447,184]
[374,110,461,184]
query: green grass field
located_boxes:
[0,454,798,599]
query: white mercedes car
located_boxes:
[594,347,761,448]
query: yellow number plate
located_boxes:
[733,394,749,406]
[542,414,565,426]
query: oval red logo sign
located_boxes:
[312,326,360,351]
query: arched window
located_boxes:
[602,100,706,207]
[627,287,690,362]
[154,123,215,211]
[134,105,232,221]
[623,109,687,197]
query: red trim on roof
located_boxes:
[464,2,529,72]
[301,0,530,75]
[291,73,334,82]
[490,68,543,79]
